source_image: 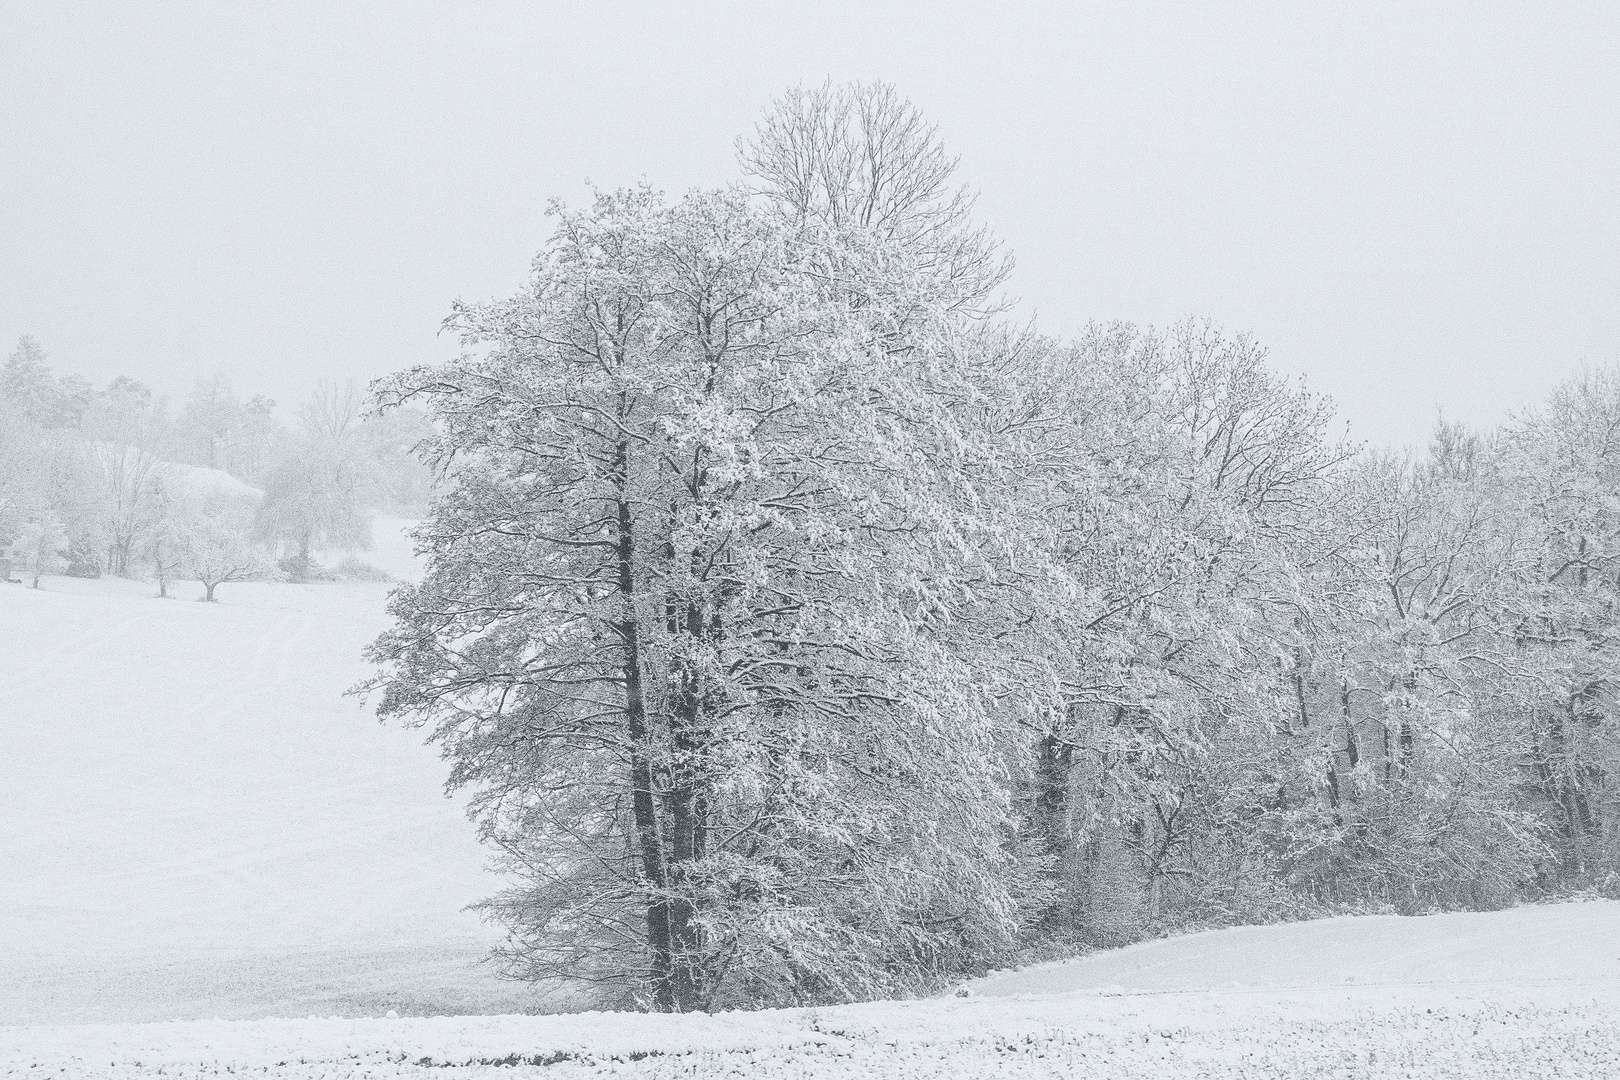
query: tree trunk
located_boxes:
[1340,678,1359,769]
[658,592,711,1012]
[610,427,692,1012]
[1034,729,1075,898]
[1291,644,1310,732]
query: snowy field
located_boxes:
[0,521,546,1025]
[3,902,1618,1077]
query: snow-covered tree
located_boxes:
[352,83,1620,1004]
[366,177,1038,1010]
[93,442,166,577]
[181,492,276,601]
[2,336,92,430]
[1496,370,1620,888]
[14,514,68,588]
[0,400,51,542]
[253,381,375,578]
[143,475,189,598]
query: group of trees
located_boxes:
[0,338,429,596]
[363,82,1620,1013]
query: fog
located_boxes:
[3,1,1616,445]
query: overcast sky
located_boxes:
[3,1,1616,447]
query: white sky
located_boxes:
[2,1,1616,447]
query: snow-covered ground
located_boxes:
[3,902,1617,1077]
[0,521,545,1025]
[971,900,1620,995]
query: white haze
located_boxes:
[2,1,1616,447]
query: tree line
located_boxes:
[0,341,430,596]
[363,83,1620,1012]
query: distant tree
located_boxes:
[301,379,365,445]
[83,376,167,449]
[144,476,188,598]
[0,400,50,541]
[55,374,94,430]
[358,403,434,515]
[2,335,92,429]
[49,440,111,577]
[232,394,288,484]
[181,494,276,601]
[254,381,374,577]
[94,442,165,576]
[176,376,244,472]
[14,514,67,588]
[2,336,59,422]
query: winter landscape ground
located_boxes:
[1,521,544,1026]
[5,521,1618,1077]
[2,905,1617,1077]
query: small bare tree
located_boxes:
[16,514,67,587]
[144,476,187,597]
[182,495,275,601]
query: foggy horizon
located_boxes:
[4,1,1616,449]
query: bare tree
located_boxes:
[93,442,165,576]
[15,514,67,588]
[254,380,375,577]
[738,81,1011,317]
[182,494,275,601]
[144,476,187,597]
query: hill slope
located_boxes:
[969,900,1620,997]
[0,529,542,1024]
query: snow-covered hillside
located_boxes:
[2,902,1617,1077]
[0,526,540,1025]
[155,458,263,504]
[969,900,1620,996]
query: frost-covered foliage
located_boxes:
[253,381,379,577]
[366,178,1039,1011]
[14,512,68,586]
[353,82,1620,1010]
[1015,356,1620,937]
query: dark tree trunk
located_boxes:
[610,425,702,1012]
[1341,678,1359,769]
[1034,730,1074,855]
[657,588,712,1011]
